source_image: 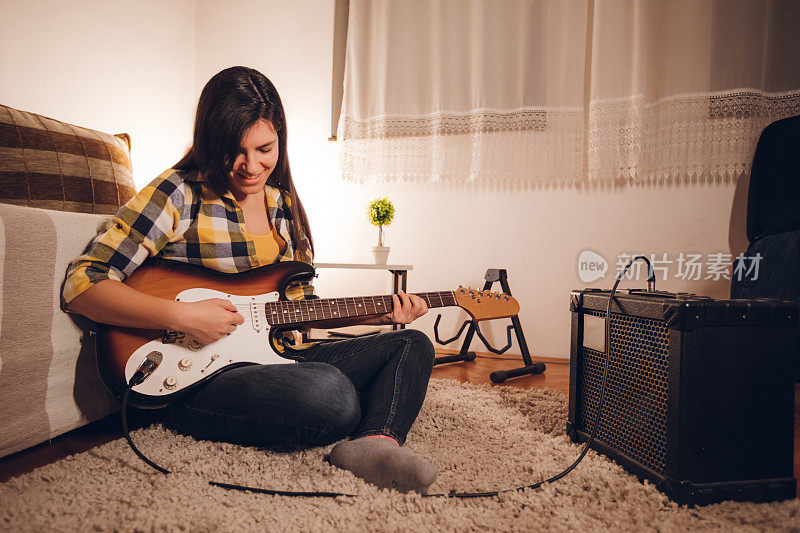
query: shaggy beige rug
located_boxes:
[1,379,798,532]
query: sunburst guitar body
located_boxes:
[97,260,520,408]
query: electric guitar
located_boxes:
[97,260,520,408]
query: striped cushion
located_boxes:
[0,104,136,214]
[0,203,118,458]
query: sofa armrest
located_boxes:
[0,203,119,458]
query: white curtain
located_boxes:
[339,0,588,185]
[339,0,800,185]
[589,0,800,183]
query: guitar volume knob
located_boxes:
[187,340,204,351]
[178,358,193,371]
[163,376,179,390]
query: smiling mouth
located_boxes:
[237,169,265,181]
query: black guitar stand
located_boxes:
[433,268,545,383]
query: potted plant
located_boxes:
[367,197,395,264]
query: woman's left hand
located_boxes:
[384,290,428,325]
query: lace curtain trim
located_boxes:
[339,107,548,139]
[340,89,800,185]
[708,90,800,119]
[340,108,584,185]
[588,89,800,183]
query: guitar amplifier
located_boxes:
[567,289,797,505]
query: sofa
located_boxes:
[0,103,137,458]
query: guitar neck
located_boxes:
[265,291,457,326]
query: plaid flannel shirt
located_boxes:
[62,168,315,306]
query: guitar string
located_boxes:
[176,291,512,328]
[232,293,462,325]
[179,291,497,330]
[225,293,461,312]
[225,292,459,304]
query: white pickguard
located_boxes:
[124,288,292,396]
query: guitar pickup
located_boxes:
[250,298,262,332]
[161,329,185,343]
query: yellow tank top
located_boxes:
[248,226,287,265]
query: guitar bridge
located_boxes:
[161,329,185,344]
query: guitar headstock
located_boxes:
[453,286,520,320]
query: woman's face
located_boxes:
[227,119,279,201]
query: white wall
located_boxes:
[195,0,746,359]
[1,0,746,360]
[0,0,196,185]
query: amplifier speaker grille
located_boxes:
[570,290,797,504]
[579,310,670,474]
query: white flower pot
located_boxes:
[371,246,390,265]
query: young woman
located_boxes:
[63,66,437,493]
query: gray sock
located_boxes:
[328,437,437,493]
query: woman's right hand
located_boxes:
[174,298,245,345]
[67,281,245,345]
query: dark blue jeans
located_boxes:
[160,329,435,448]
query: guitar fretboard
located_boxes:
[265,291,457,326]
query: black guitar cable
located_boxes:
[121,255,653,499]
[122,378,355,498]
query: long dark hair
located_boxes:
[175,66,313,260]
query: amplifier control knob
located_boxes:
[178,358,193,371]
[163,376,178,389]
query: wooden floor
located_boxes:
[0,350,797,501]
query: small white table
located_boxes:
[313,262,414,329]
